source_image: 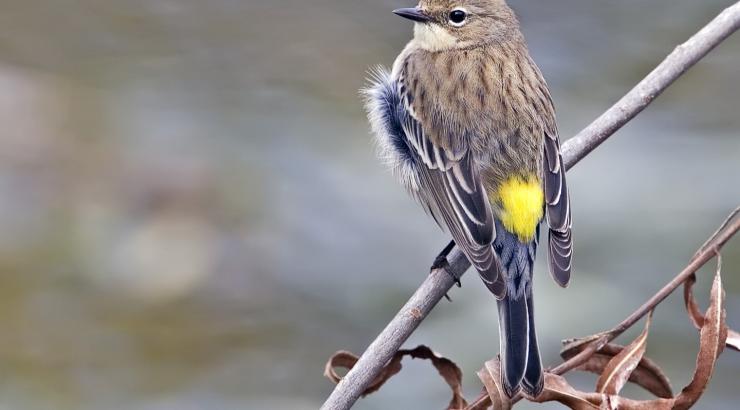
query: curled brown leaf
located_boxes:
[560,332,612,361]
[324,346,467,409]
[602,395,674,410]
[683,273,704,329]
[404,346,469,410]
[530,373,602,409]
[323,350,402,396]
[476,357,511,410]
[532,373,677,410]
[683,254,739,352]
[572,344,673,399]
[562,335,673,399]
[673,267,728,409]
[596,312,653,395]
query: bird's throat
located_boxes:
[412,23,459,52]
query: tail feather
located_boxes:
[497,295,529,397]
[522,293,544,397]
[492,221,544,398]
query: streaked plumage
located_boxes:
[364,0,572,398]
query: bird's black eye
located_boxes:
[449,9,467,26]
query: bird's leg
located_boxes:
[430,240,461,302]
[431,240,456,271]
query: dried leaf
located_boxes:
[562,332,673,399]
[602,395,674,410]
[530,373,602,409]
[572,344,673,399]
[683,273,705,329]
[560,332,612,361]
[532,374,676,410]
[324,351,358,384]
[402,346,469,410]
[683,256,739,352]
[324,346,467,409]
[323,350,403,396]
[476,357,511,410]
[596,312,653,395]
[673,268,728,409]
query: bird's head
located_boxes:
[393,0,520,51]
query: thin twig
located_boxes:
[468,212,740,408]
[321,3,740,409]
[692,206,740,260]
[551,217,740,376]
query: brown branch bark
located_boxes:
[321,3,740,409]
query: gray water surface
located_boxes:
[0,0,738,409]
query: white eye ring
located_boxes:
[448,7,468,27]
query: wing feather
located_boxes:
[396,78,504,296]
[544,131,572,287]
[364,68,505,298]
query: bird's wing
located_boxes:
[543,130,572,287]
[394,80,506,297]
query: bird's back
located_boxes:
[397,39,556,230]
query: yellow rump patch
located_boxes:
[493,176,544,242]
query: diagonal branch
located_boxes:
[321,3,740,409]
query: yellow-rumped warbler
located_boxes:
[364,0,572,397]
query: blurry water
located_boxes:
[0,0,738,409]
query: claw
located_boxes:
[430,254,449,272]
[431,240,459,301]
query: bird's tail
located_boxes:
[497,291,544,398]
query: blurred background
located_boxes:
[0,0,738,409]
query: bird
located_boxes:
[363,0,572,398]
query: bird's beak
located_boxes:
[393,7,431,23]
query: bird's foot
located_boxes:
[430,240,460,301]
